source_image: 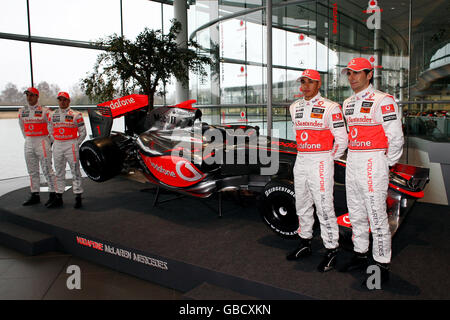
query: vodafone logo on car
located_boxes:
[176,161,203,182]
[337,213,352,228]
[141,154,205,187]
[109,97,135,110]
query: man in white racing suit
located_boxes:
[18,87,57,206]
[340,57,404,286]
[46,92,86,209]
[287,69,348,272]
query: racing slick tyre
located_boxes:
[79,137,124,182]
[259,179,299,239]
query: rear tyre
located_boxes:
[259,179,299,239]
[79,136,124,182]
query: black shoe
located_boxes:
[363,262,390,290]
[317,248,338,272]
[23,192,40,206]
[46,193,63,208]
[339,251,368,272]
[44,192,56,207]
[74,194,82,209]
[286,238,312,261]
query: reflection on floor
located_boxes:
[0,244,183,300]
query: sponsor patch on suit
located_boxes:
[345,108,354,115]
[381,104,395,114]
[383,114,397,122]
[312,107,325,114]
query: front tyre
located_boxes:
[259,179,299,239]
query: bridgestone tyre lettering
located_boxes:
[259,179,299,239]
[79,137,124,182]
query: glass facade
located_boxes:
[0,0,448,140]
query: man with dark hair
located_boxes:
[18,87,57,206]
[340,57,404,287]
[46,92,86,209]
[363,69,374,84]
[287,69,348,272]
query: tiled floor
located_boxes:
[0,244,183,300]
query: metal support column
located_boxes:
[26,0,34,87]
[374,28,382,89]
[174,0,189,103]
[266,0,273,137]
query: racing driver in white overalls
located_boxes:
[18,87,57,206]
[340,57,404,287]
[46,92,86,209]
[287,69,348,272]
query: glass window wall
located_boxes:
[0,39,31,106]
[29,0,121,42]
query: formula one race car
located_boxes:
[79,94,430,242]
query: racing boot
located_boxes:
[363,262,390,290]
[338,251,368,272]
[317,248,338,272]
[44,192,56,207]
[286,238,312,261]
[23,192,40,206]
[46,193,63,208]
[74,194,82,209]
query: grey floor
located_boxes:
[0,243,183,300]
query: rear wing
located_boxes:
[88,94,149,138]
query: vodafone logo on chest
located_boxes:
[300,131,308,142]
[349,126,372,148]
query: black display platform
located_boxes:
[0,176,449,299]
